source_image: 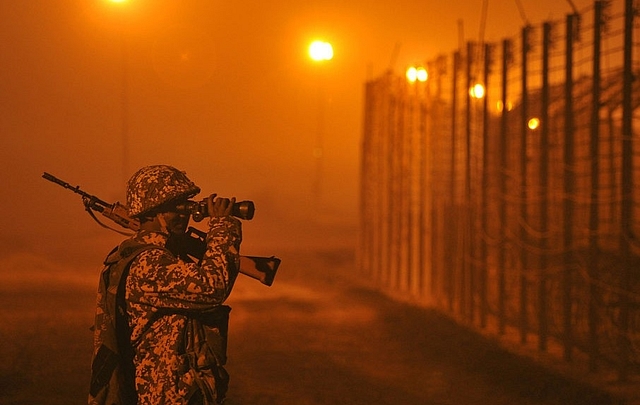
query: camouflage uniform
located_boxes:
[125,215,241,404]
[89,165,240,404]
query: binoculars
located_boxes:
[176,198,255,221]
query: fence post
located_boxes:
[431,56,448,304]
[418,80,429,300]
[359,81,374,280]
[464,41,474,322]
[539,21,552,352]
[619,0,634,382]
[589,0,604,373]
[520,25,532,345]
[384,76,396,289]
[392,86,405,292]
[499,39,511,335]
[480,43,492,329]
[448,51,461,313]
[563,12,578,363]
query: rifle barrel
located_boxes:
[42,172,70,188]
[42,172,112,208]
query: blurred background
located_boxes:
[0,0,582,272]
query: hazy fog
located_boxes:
[0,0,585,275]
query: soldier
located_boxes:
[89,164,241,405]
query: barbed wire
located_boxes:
[360,0,640,371]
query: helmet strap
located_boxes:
[157,214,170,235]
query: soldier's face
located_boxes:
[160,211,190,235]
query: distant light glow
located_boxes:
[109,0,127,3]
[469,83,485,99]
[309,41,333,61]
[496,100,514,112]
[528,117,541,130]
[406,66,427,82]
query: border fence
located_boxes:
[358,0,640,379]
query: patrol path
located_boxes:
[224,250,618,405]
[0,248,621,404]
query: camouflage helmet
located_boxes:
[126,165,201,217]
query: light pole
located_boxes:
[308,40,333,210]
[108,0,130,185]
[405,65,428,296]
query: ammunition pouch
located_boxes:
[183,305,231,405]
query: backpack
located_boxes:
[88,241,232,405]
[89,242,154,405]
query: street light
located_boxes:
[469,83,485,99]
[406,66,428,83]
[528,117,541,130]
[309,40,333,62]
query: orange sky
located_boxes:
[0,0,598,266]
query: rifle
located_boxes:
[42,172,280,286]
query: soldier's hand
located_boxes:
[207,194,236,218]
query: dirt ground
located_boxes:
[0,249,624,404]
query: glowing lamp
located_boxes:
[309,41,334,61]
[469,83,485,99]
[528,117,541,130]
[406,66,427,82]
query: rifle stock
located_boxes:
[43,172,280,286]
[180,227,280,286]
